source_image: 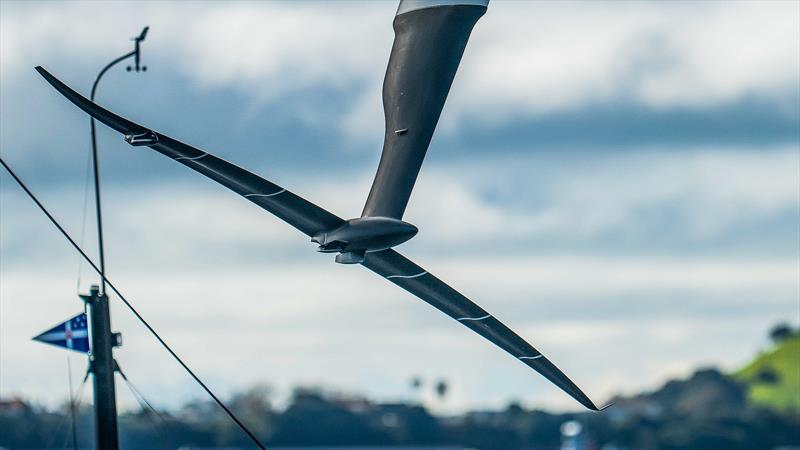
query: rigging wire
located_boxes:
[76,142,94,297]
[117,365,167,423]
[52,363,89,450]
[67,357,78,450]
[74,369,90,412]
[0,157,268,450]
[117,366,169,449]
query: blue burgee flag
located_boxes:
[32,312,90,353]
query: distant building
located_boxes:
[0,397,29,417]
[561,420,598,450]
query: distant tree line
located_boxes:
[1,367,798,450]
[2,323,798,449]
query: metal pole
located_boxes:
[89,50,134,296]
[82,285,120,450]
[83,27,148,450]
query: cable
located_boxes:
[3,157,267,448]
[54,364,89,450]
[117,364,167,423]
[67,357,78,450]
[76,141,93,297]
[117,365,169,450]
[0,157,268,450]
[74,370,90,412]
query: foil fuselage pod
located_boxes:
[313,217,418,263]
[361,0,488,220]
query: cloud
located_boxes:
[174,3,391,100]
[4,145,797,268]
[0,1,393,94]
[2,144,797,410]
[348,1,800,136]
[2,1,797,141]
[460,2,799,112]
[407,146,800,253]
[2,256,795,412]
[1,1,798,413]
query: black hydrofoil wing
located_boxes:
[36,66,607,411]
[35,67,344,238]
[35,0,611,411]
[363,249,610,411]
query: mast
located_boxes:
[82,26,149,450]
[81,285,121,450]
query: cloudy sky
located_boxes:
[1,1,798,414]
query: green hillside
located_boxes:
[735,335,800,413]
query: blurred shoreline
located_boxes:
[2,326,798,450]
